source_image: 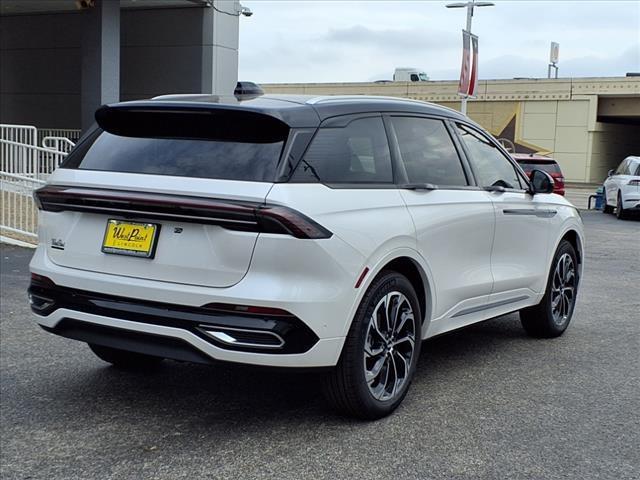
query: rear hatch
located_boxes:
[37,104,290,288]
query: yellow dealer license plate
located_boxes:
[102,220,159,258]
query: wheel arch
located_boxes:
[554,227,585,284]
[380,257,430,327]
[352,250,435,339]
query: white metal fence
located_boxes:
[1,172,46,242]
[1,124,76,244]
[38,128,81,145]
[0,138,69,179]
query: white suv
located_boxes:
[29,95,584,419]
[603,156,640,219]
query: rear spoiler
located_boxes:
[95,104,289,143]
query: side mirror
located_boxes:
[529,169,555,194]
[607,169,614,177]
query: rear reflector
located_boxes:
[33,185,332,239]
[202,303,293,317]
[198,326,285,349]
[355,267,369,288]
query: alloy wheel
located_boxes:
[550,253,576,326]
[363,292,416,401]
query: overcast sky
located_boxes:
[238,0,640,83]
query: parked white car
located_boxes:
[29,95,585,419]
[603,156,640,219]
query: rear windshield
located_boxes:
[62,107,289,182]
[62,131,285,182]
[517,161,560,175]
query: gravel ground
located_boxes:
[1,210,639,480]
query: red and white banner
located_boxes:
[458,30,479,97]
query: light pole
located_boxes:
[446,0,494,115]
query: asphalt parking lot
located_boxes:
[1,210,639,480]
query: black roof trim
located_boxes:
[99,94,467,129]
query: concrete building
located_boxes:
[0,0,243,132]
[263,78,640,184]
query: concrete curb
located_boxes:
[0,235,37,249]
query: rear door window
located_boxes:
[293,116,393,184]
[391,117,468,186]
[615,159,629,175]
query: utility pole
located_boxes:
[446,1,494,115]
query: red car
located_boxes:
[512,153,565,196]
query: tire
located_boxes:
[616,192,627,220]
[602,188,614,213]
[520,240,578,338]
[323,271,422,420]
[88,343,163,369]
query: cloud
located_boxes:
[323,25,458,53]
[239,1,640,83]
[426,44,640,81]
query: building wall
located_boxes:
[0,13,83,128]
[589,123,640,183]
[387,98,593,182]
[120,8,205,101]
[0,7,210,129]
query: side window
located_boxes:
[615,160,628,175]
[293,117,392,184]
[392,117,468,186]
[456,124,523,189]
[635,164,640,176]
[410,74,419,82]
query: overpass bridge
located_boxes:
[263,77,640,184]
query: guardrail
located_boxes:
[42,136,76,154]
[38,128,81,145]
[0,138,68,179]
[1,172,46,243]
[1,127,72,243]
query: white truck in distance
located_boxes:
[393,68,429,82]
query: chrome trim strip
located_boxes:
[197,325,285,349]
[452,295,529,318]
[503,209,557,218]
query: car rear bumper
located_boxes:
[623,197,640,210]
[28,241,359,367]
[34,307,344,368]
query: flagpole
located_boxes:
[461,2,473,115]
[446,0,494,116]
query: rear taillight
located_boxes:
[257,205,332,239]
[628,179,640,186]
[32,185,332,239]
[30,273,56,287]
